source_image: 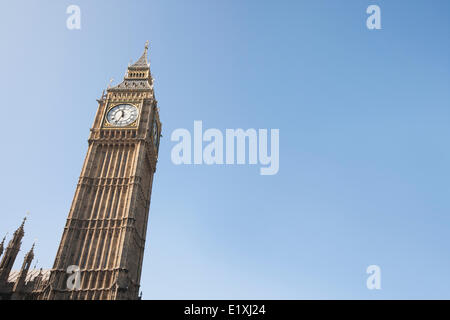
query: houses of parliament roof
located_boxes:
[7,269,51,284]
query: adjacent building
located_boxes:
[0,218,50,300]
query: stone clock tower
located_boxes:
[40,42,161,300]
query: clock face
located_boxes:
[106,104,138,127]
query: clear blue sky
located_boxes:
[0,0,449,299]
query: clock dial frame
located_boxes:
[106,104,139,127]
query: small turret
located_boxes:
[0,236,6,259]
[11,243,35,300]
[0,217,27,284]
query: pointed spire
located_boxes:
[129,41,150,69]
[12,242,35,296]
[0,235,5,257]
[7,215,27,250]
[20,216,26,228]
[108,41,153,92]
[25,242,35,261]
[11,216,26,240]
[0,218,26,283]
[15,216,26,235]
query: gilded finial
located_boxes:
[145,40,149,50]
[107,78,114,89]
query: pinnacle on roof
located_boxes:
[0,236,5,256]
[25,242,35,260]
[13,216,26,237]
[129,41,150,69]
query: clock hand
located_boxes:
[115,110,124,123]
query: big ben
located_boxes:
[40,42,161,300]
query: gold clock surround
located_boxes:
[103,102,140,128]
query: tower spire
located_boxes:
[108,41,153,92]
[27,242,35,257]
[144,40,149,57]
[18,216,26,233]
[0,217,27,284]
[128,41,150,69]
[11,216,26,241]
[11,243,35,299]
[22,242,35,267]
[0,236,5,258]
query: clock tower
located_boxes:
[40,42,161,300]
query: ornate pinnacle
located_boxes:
[18,216,27,231]
[128,41,150,69]
[11,216,27,240]
[0,236,5,256]
[25,242,35,261]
